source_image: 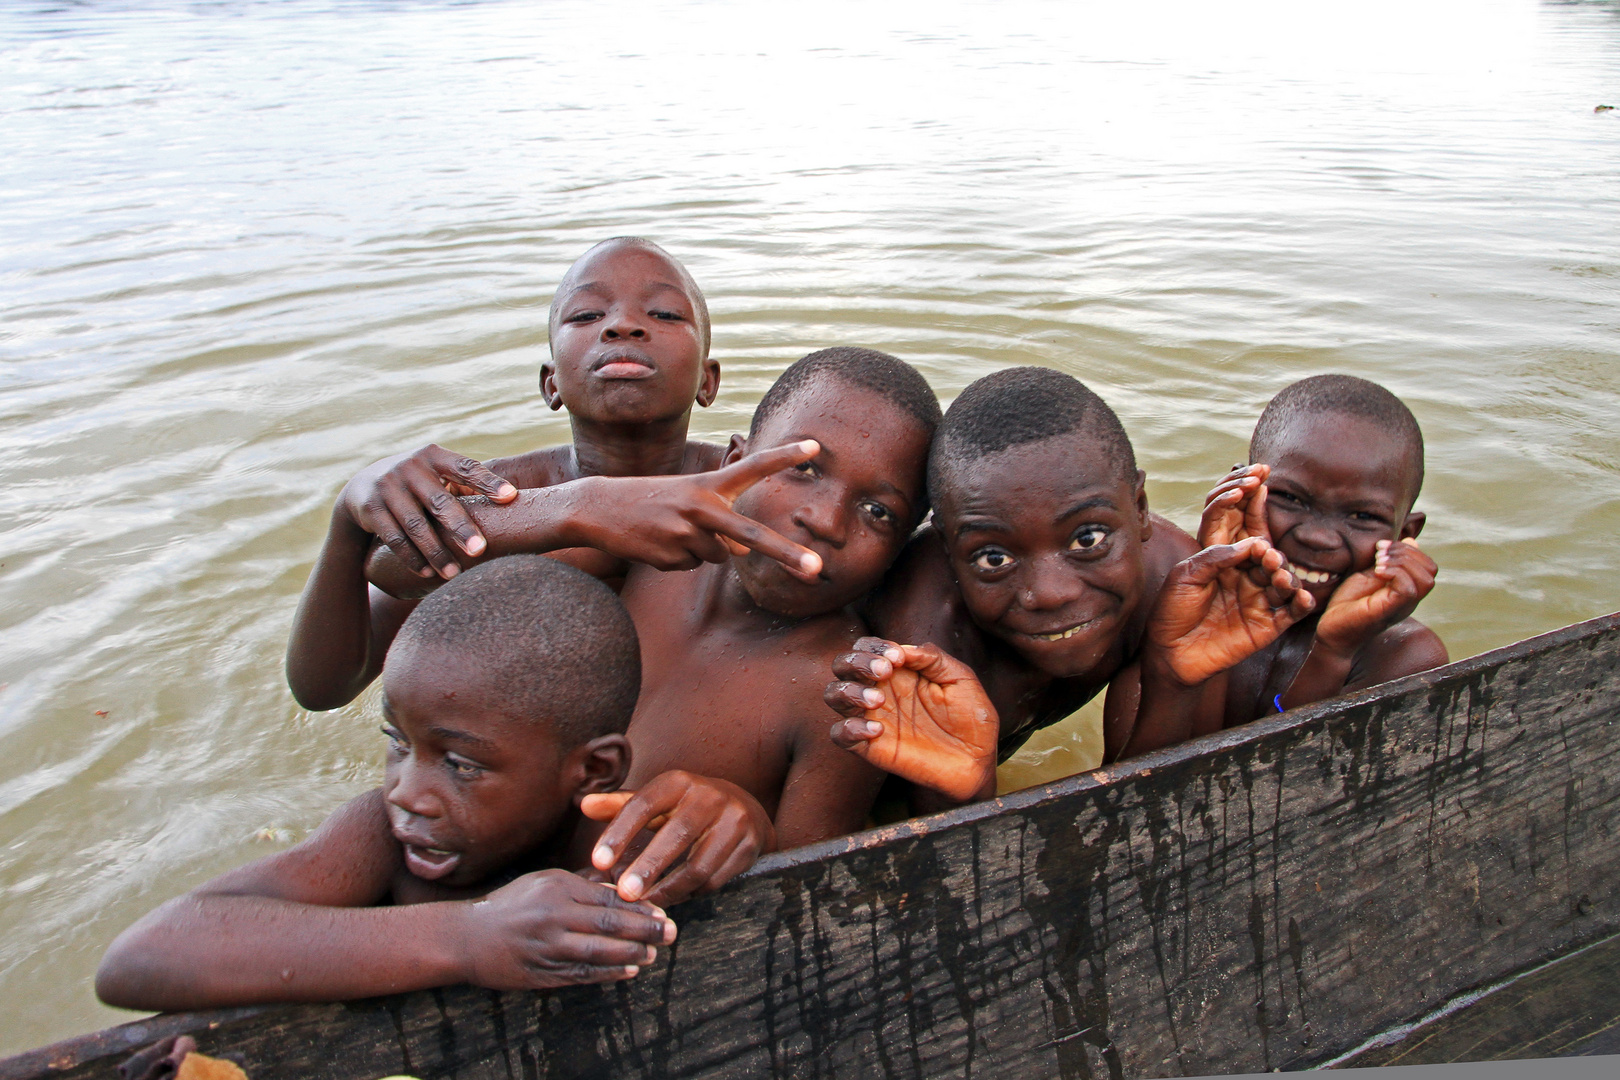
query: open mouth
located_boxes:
[1017,618,1101,643]
[1284,560,1339,587]
[401,842,463,881]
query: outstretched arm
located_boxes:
[824,638,1000,805]
[365,441,828,599]
[95,792,672,1010]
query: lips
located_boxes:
[591,351,656,380]
[396,834,463,881]
[1015,617,1103,644]
[1283,560,1341,588]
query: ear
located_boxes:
[695,358,721,408]
[723,432,749,467]
[539,362,565,412]
[1133,469,1153,542]
[568,734,632,804]
[1400,512,1425,541]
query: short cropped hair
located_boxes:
[392,555,640,746]
[548,237,711,354]
[749,347,942,441]
[928,367,1137,507]
[1250,374,1425,499]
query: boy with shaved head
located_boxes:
[826,366,1315,801]
[1203,374,1445,723]
[288,237,723,711]
[99,556,698,1010]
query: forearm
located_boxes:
[1278,641,1356,711]
[366,485,593,599]
[286,511,384,710]
[96,893,469,1011]
[1117,653,1223,760]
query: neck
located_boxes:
[568,411,695,479]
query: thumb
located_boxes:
[580,791,635,822]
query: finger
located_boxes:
[528,957,648,985]
[1202,476,1261,508]
[830,717,884,749]
[897,641,976,685]
[693,505,821,579]
[403,470,488,558]
[853,636,905,662]
[825,680,883,718]
[548,931,660,968]
[720,536,750,558]
[427,446,517,504]
[379,486,461,579]
[363,504,434,578]
[590,787,680,872]
[681,527,735,568]
[831,650,894,683]
[638,818,749,906]
[615,807,706,901]
[580,791,635,824]
[711,440,820,499]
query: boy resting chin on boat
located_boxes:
[97,556,768,1010]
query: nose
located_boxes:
[385,756,444,820]
[791,490,849,549]
[1019,553,1086,612]
[599,304,648,342]
[1291,514,1343,553]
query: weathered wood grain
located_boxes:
[6,611,1619,1080]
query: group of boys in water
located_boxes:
[95,237,1444,1012]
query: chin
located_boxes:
[736,558,856,620]
[1001,624,1117,680]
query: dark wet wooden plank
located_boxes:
[1339,930,1620,1066]
[5,611,1619,1080]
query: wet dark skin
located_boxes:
[96,640,675,1012]
[825,429,1316,799]
[285,239,722,712]
[615,380,934,850]
[1206,412,1446,724]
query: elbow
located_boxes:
[284,661,357,713]
[96,933,170,1011]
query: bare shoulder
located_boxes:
[1352,617,1450,688]
[1144,511,1198,580]
[486,446,573,489]
[197,789,401,908]
[684,440,727,474]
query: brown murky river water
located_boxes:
[2,0,1617,1053]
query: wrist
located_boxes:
[554,477,601,551]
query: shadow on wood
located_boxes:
[5,612,1618,1080]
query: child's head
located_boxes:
[380,555,640,887]
[542,237,719,427]
[1248,373,1426,608]
[927,367,1151,679]
[726,347,941,619]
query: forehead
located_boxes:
[1258,412,1417,501]
[558,244,694,305]
[755,378,931,488]
[938,431,1133,522]
[383,642,557,748]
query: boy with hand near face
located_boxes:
[97,556,765,1011]
[1201,374,1445,722]
[287,237,723,711]
[366,348,942,861]
[824,366,1314,799]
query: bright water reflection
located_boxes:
[1,0,1617,1052]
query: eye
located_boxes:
[380,725,407,754]
[793,459,820,478]
[1069,526,1110,552]
[860,499,897,527]
[1271,490,1305,508]
[650,309,685,321]
[564,309,602,324]
[446,755,485,780]
[971,547,1015,573]
[1349,511,1389,528]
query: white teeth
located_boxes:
[1285,561,1334,585]
[424,847,453,856]
[1035,626,1084,641]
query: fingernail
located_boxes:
[664,920,678,943]
[418,566,435,577]
[592,844,614,869]
[497,484,517,499]
[884,647,903,662]
[799,440,818,455]
[650,906,666,919]
[865,720,883,736]
[800,552,822,575]
[871,658,892,677]
[863,689,884,708]
[465,535,486,555]
[623,966,640,977]
[621,874,643,897]
[645,946,657,964]
[441,564,459,579]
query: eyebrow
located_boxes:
[1055,495,1119,521]
[563,280,690,304]
[427,725,499,750]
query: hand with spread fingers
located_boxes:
[1148,537,1316,687]
[1314,538,1438,656]
[1199,463,1271,548]
[339,444,519,581]
[824,637,999,804]
[580,772,775,908]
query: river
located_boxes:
[1,0,1617,1054]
